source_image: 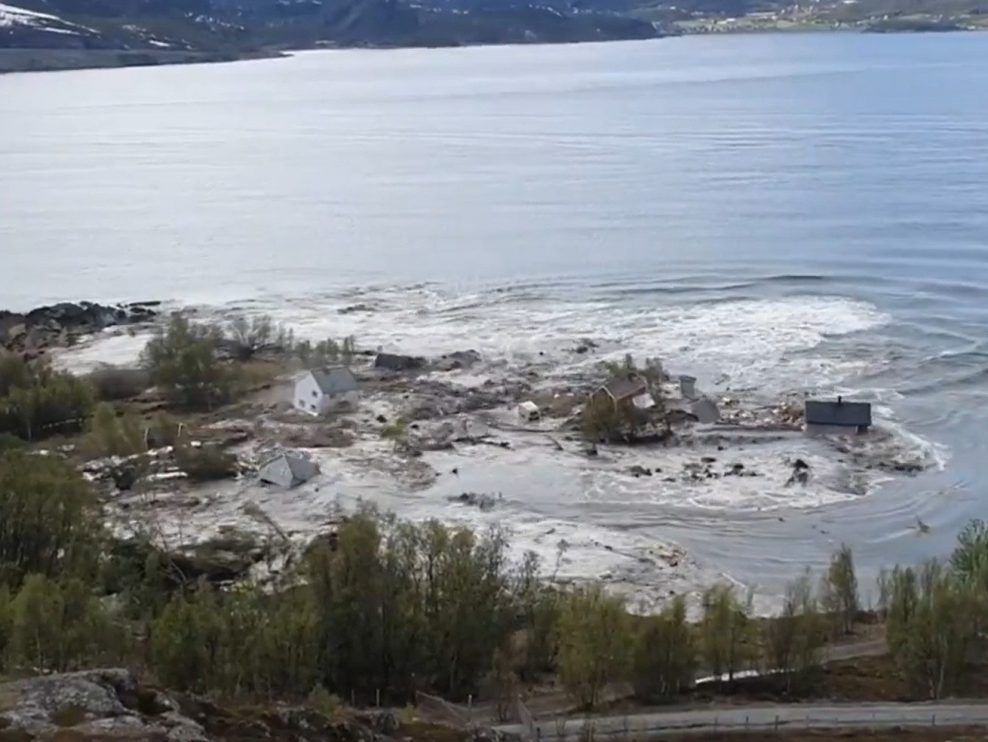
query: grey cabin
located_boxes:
[259,451,320,489]
[805,399,872,433]
[293,367,359,416]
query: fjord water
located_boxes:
[2,32,988,596]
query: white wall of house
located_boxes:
[292,373,359,416]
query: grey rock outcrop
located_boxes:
[0,301,158,356]
[0,668,207,741]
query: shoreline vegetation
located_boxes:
[2,0,986,75]
[1,301,986,739]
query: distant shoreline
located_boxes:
[0,47,286,75]
[1,23,983,75]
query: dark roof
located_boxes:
[600,374,648,401]
[805,400,872,428]
[308,367,358,396]
[284,453,319,483]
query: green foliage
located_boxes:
[225,315,276,360]
[513,551,560,679]
[884,560,978,699]
[950,519,988,590]
[491,645,520,722]
[147,412,184,448]
[580,393,626,442]
[631,595,695,702]
[0,432,27,453]
[141,314,240,410]
[0,354,93,441]
[556,585,632,709]
[308,512,517,701]
[88,367,151,401]
[5,574,118,672]
[700,583,754,686]
[307,685,343,719]
[86,402,145,458]
[174,443,237,482]
[295,335,358,369]
[0,451,103,587]
[0,584,10,672]
[380,418,408,440]
[762,571,825,692]
[151,591,215,692]
[151,585,320,697]
[820,543,858,637]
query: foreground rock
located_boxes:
[0,669,421,741]
[0,668,206,741]
[0,301,159,357]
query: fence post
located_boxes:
[774,715,779,732]
[467,694,473,723]
[745,715,749,730]
[932,714,936,727]
[376,688,381,708]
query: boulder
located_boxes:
[448,492,497,511]
[375,352,426,372]
[434,349,482,371]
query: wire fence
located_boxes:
[524,709,988,740]
[414,690,470,727]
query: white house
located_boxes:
[293,367,359,416]
[517,401,541,422]
[259,451,320,489]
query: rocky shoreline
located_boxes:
[0,300,159,358]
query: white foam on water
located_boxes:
[51,329,155,374]
[56,287,890,399]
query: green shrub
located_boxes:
[174,443,237,481]
[0,451,103,587]
[141,315,240,410]
[88,367,151,401]
[86,402,145,458]
[0,354,93,441]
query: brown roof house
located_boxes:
[592,373,656,412]
[583,372,660,441]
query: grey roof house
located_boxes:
[805,398,872,433]
[259,451,320,489]
[293,366,359,416]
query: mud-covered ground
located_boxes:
[60,319,940,615]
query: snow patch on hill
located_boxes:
[0,2,95,34]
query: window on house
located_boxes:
[310,403,317,411]
[312,390,318,398]
[298,399,305,407]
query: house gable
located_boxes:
[294,373,325,415]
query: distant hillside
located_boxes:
[2,0,983,73]
[0,0,660,71]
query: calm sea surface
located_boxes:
[2,33,988,598]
